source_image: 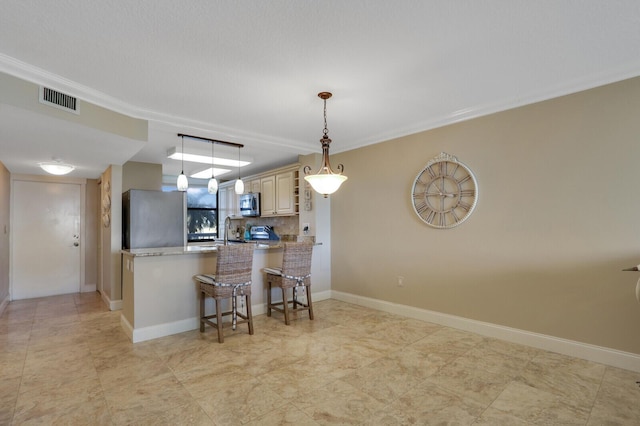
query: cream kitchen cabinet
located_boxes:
[247,178,261,194]
[217,183,239,231]
[260,170,296,216]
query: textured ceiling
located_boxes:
[1,1,639,179]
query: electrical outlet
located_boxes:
[397,276,404,287]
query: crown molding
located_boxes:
[0,53,314,153]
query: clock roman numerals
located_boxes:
[414,199,429,214]
[417,206,436,224]
[457,175,471,184]
[458,201,472,211]
[450,209,460,223]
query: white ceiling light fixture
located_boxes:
[304,92,347,198]
[176,135,189,191]
[39,159,75,175]
[234,145,244,195]
[166,148,251,167]
[189,167,231,179]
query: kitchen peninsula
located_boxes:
[121,241,324,343]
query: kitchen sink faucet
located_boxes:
[224,216,232,245]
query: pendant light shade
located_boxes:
[234,178,244,194]
[177,173,189,191]
[208,176,219,194]
[234,145,244,195]
[208,140,218,194]
[177,135,189,191]
[304,170,347,196]
[303,92,347,198]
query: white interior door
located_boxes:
[12,180,81,299]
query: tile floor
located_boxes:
[1,292,640,425]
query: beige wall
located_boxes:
[0,72,148,142]
[330,76,640,355]
[122,161,162,192]
[0,162,9,305]
[100,165,123,306]
[84,179,99,289]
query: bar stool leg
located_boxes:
[215,298,224,343]
[246,293,254,335]
[267,280,272,317]
[282,287,290,325]
[199,290,205,332]
[307,284,314,320]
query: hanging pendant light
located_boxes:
[208,141,218,194]
[303,92,347,198]
[234,145,244,195]
[176,135,189,191]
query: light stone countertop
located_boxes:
[121,242,282,257]
[121,240,321,257]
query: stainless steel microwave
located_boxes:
[239,193,260,217]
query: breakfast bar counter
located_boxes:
[121,243,288,343]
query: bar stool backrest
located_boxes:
[215,244,254,286]
[281,242,313,287]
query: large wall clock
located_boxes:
[411,152,478,229]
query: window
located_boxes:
[163,186,219,242]
[187,208,217,241]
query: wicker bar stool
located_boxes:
[265,242,314,325]
[194,244,255,343]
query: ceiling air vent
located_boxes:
[39,86,80,114]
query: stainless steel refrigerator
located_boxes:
[122,189,186,249]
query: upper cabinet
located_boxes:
[260,169,298,216]
[260,175,275,215]
[218,184,239,219]
[220,163,299,222]
[247,178,261,194]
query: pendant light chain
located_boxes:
[323,96,329,139]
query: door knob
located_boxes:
[73,242,79,247]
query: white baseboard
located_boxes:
[100,291,122,311]
[313,289,332,302]
[0,294,9,317]
[120,314,134,341]
[122,314,199,343]
[252,289,332,316]
[331,290,640,373]
[121,289,333,344]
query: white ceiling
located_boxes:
[1,1,640,181]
